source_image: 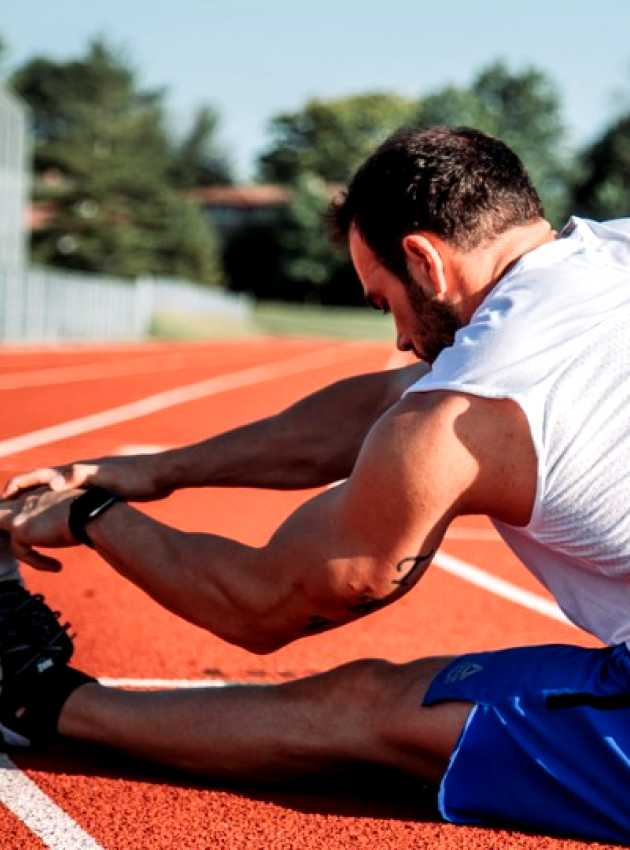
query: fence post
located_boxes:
[134,276,156,338]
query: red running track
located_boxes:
[0,338,615,850]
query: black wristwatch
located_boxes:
[68,487,121,548]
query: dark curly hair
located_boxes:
[329,126,544,281]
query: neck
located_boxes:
[453,219,556,321]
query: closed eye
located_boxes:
[365,295,390,315]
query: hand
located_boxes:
[2,454,172,502]
[0,488,82,571]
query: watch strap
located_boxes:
[68,487,120,548]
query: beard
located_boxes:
[405,282,463,364]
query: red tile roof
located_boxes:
[189,185,291,207]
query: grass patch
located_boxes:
[148,311,258,340]
[150,302,395,342]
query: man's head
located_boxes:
[330,126,547,362]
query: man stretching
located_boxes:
[0,127,628,843]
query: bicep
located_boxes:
[256,391,487,644]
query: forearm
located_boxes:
[87,503,275,653]
[154,362,429,491]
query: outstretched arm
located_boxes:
[2,361,429,500]
[0,391,534,651]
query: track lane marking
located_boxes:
[0,344,360,460]
[433,551,572,625]
[0,341,285,389]
[98,677,232,688]
[0,352,206,389]
[114,444,167,456]
[0,753,104,849]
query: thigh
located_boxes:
[272,654,473,783]
[366,655,475,783]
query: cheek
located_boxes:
[400,290,430,328]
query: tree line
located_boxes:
[3,37,630,304]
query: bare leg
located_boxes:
[59,656,472,785]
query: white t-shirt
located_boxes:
[406,217,630,647]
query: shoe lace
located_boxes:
[4,593,72,677]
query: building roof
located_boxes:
[27,201,56,231]
[189,185,291,207]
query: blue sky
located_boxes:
[3,0,630,179]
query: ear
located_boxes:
[401,233,448,297]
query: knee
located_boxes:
[314,657,446,763]
[333,656,445,712]
[318,657,409,748]
[273,658,396,753]
[278,657,396,710]
[322,658,399,710]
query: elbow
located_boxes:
[243,637,286,656]
[231,629,289,656]
[211,612,290,656]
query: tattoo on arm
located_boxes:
[392,547,436,587]
[302,547,437,633]
[348,546,436,614]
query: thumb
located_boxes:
[12,541,62,572]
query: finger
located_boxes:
[50,463,96,492]
[11,541,62,573]
[2,468,58,498]
[0,505,17,531]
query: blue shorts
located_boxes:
[424,643,630,844]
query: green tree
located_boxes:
[258,92,416,184]
[255,68,573,304]
[415,61,572,225]
[11,39,222,283]
[571,115,630,220]
[255,93,414,302]
[279,173,359,303]
[169,105,233,189]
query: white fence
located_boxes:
[0,267,252,342]
[0,86,28,275]
[0,86,252,344]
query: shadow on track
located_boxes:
[14,743,440,823]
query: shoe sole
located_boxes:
[0,720,31,748]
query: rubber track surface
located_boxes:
[0,339,618,850]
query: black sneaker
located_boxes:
[0,581,77,747]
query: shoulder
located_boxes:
[357,390,536,527]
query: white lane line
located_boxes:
[0,344,358,460]
[114,444,167,456]
[433,551,572,625]
[98,677,233,689]
[0,340,313,390]
[0,353,200,389]
[0,753,104,849]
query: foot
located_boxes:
[0,581,88,747]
